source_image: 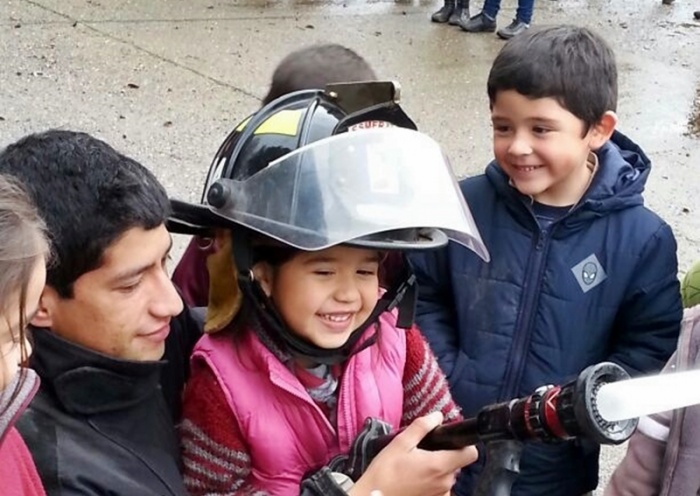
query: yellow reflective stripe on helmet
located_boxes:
[253,109,304,137]
[235,116,252,132]
[234,110,303,136]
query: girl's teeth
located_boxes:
[323,314,350,322]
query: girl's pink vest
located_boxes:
[192,311,406,495]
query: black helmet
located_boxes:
[169,82,417,236]
[168,82,488,364]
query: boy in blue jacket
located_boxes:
[410,25,682,496]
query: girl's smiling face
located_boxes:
[253,245,381,350]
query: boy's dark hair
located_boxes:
[263,44,377,105]
[487,25,617,132]
[0,130,170,298]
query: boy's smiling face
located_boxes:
[491,90,616,207]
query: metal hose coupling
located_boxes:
[368,362,638,457]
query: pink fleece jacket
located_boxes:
[605,305,700,496]
[0,370,46,496]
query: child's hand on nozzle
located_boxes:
[350,412,478,496]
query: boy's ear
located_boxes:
[31,286,57,328]
[588,111,618,150]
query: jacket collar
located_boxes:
[484,130,650,230]
[0,368,39,444]
[29,327,165,416]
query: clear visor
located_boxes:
[210,128,489,261]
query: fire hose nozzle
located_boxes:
[356,363,639,496]
[555,361,638,445]
[367,362,638,459]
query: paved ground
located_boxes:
[2,0,699,492]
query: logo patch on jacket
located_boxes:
[571,254,607,293]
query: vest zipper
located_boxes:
[269,369,337,436]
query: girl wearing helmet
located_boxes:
[171,43,378,308]
[171,87,488,495]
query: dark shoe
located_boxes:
[448,0,469,25]
[431,0,455,23]
[459,12,496,32]
[694,10,700,20]
[496,19,530,39]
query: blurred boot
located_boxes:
[448,0,470,26]
[459,11,497,32]
[431,0,455,23]
[496,18,530,39]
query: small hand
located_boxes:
[350,412,478,496]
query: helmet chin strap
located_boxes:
[232,231,417,365]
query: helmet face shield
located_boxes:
[207,128,489,261]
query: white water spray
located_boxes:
[596,368,700,422]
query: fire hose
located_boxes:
[347,362,637,496]
[304,361,700,495]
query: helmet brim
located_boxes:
[167,198,231,235]
[347,228,449,251]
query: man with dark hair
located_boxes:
[411,25,681,496]
[0,130,201,495]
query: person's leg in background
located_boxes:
[431,0,469,26]
[459,0,498,32]
[497,0,534,39]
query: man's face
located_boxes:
[35,225,184,361]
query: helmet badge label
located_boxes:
[347,120,395,132]
[571,253,607,293]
